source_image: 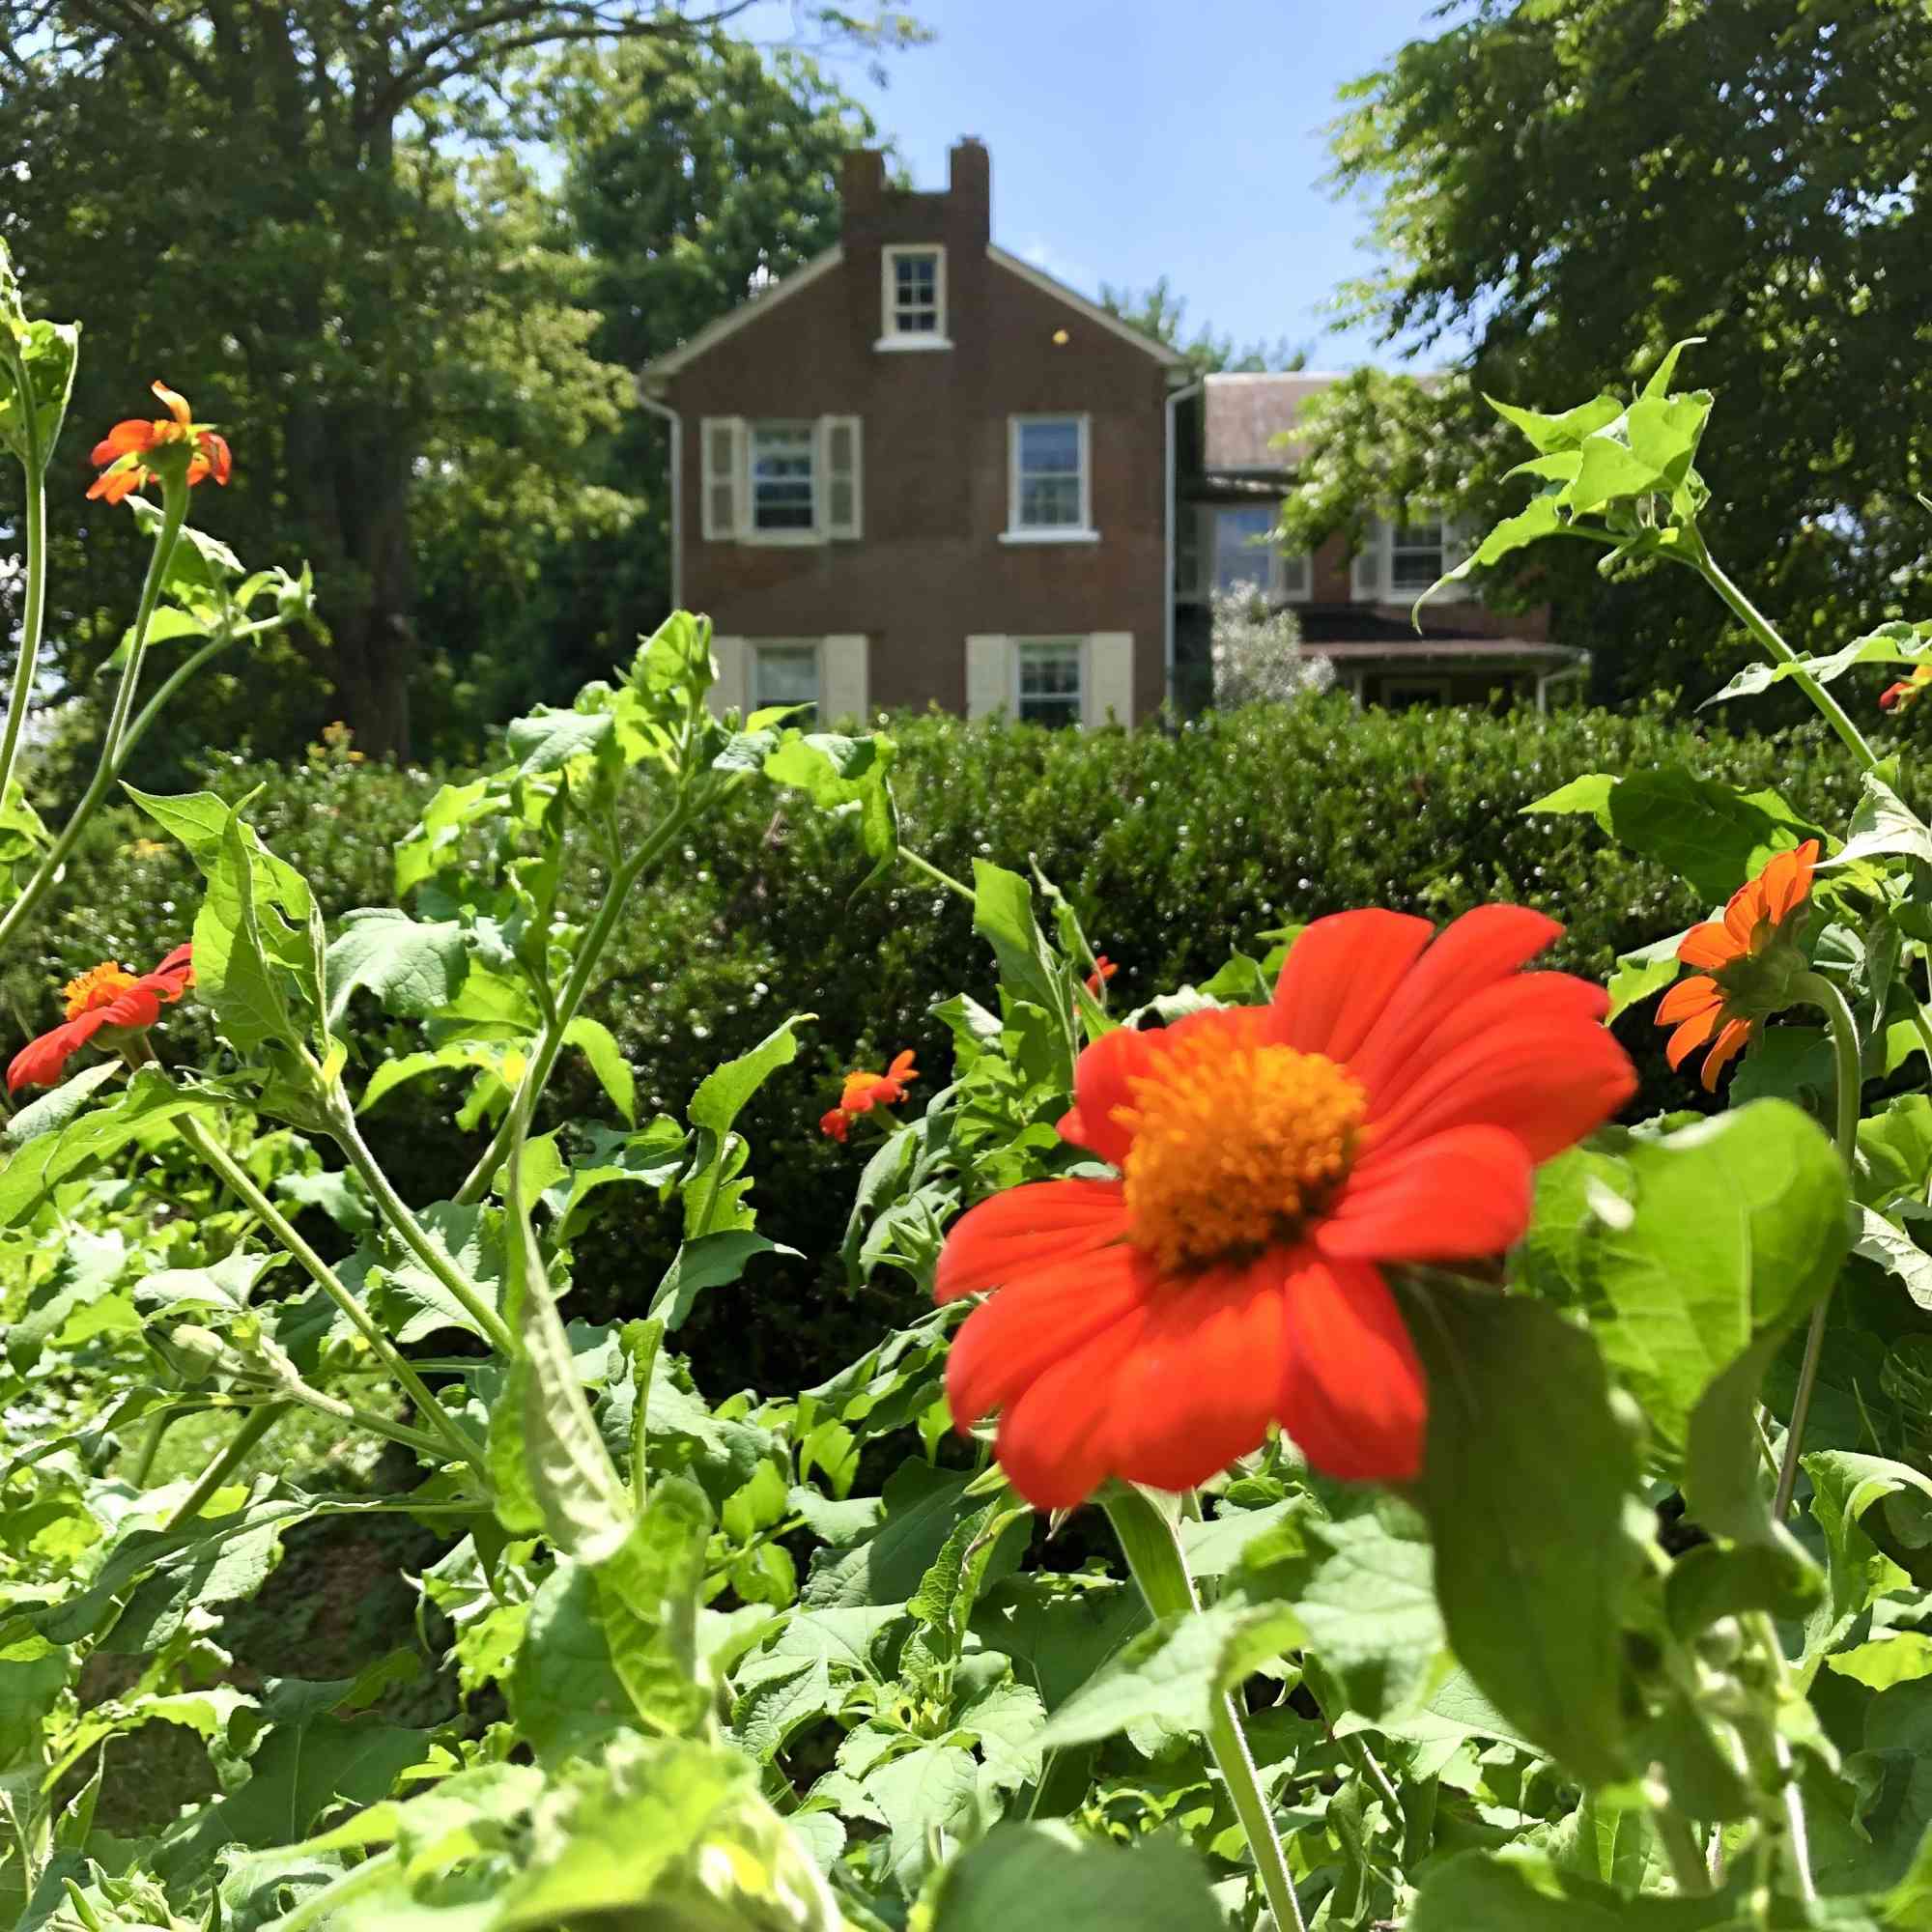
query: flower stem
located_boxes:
[175,1112,485,1473]
[1684,533,1879,774]
[1649,1782,1715,1895]
[161,1402,286,1530]
[451,787,698,1208]
[326,1091,515,1355]
[1774,971,1861,1520]
[0,482,187,956]
[898,844,976,904]
[1102,1486,1307,1932]
[0,340,47,809]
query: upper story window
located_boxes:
[1016,639,1084,727]
[1389,518,1446,592]
[700,415,863,545]
[879,245,949,349]
[753,642,819,721]
[1006,415,1095,543]
[1176,503,1307,604]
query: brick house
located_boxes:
[639,141,1584,725]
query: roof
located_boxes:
[639,239,1191,385]
[1201,372,1346,470]
[1303,637,1587,668]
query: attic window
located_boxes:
[880,245,949,348]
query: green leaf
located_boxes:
[360,1201,505,1344]
[971,1574,1149,1715]
[561,1014,636,1126]
[1521,771,1616,831]
[1037,1598,1304,1749]
[862,1739,983,1894]
[592,1478,712,1737]
[1837,770,1932,868]
[1486,391,1626,455]
[189,803,317,1056]
[1701,621,1932,709]
[1409,1848,1738,1929]
[323,907,469,1031]
[0,1062,122,1151]
[508,1558,638,1760]
[800,1459,984,1611]
[0,317,79,472]
[1396,1271,1641,1786]
[1606,766,1823,904]
[929,1823,1226,1932]
[1605,932,1689,1022]
[1827,1632,1932,1691]
[504,704,615,776]
[688,1014,808,1144]
[648,1227,798,1330]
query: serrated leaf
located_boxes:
[324,906,469,1030]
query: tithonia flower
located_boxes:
[88,383,233,505]
[819,1049,919,1143]
[936,906,1635,1509]
[1085,955,1119,997]
[1655,839,1819,1091]
[8,945,194,1093]
[1881,666,1932,714]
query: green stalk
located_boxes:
[1648,1783,1716,1896]
[176,1113,485,1473]
[161,1402,286,1529]
[1774,971,1861,1520]
[0,336,47,808]
[1744,1613,1816,1907]
[451,788,698,1208]
[1684,533,1878,774]
[0,481,186,954]
[1102,1486,1307,1932]
[897,844,976,904]
[326,1090,515,1355]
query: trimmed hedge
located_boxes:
[1,698,1870,1387]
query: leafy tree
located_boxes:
[419,37,878,721]
[1291,0,1932,707]
[0,2,914,759]
[1100,277,1306,378]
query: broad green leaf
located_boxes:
[0,1065,217,1228]
[1486,390,1626,454]
[862,1738,983,1894]
[1409,1848,1739,1929]
[592,1479,712,1737]
[1836,771,1932,868]
[509,1559,636,1760]
[929,1822,1224,1932]
[0,317,79,471]
[1827,1633,1932,1691]
[361,1201,505,1344]
[503,704,615,776]
[687,1014,808,1142]
[1606,766,1823,904]
[1855,1208,1932,1314]
[1396,1271,1641,1786]
[1037,1598,1305,1749]
[800,1459,982,1611]
[1521,770,1615,830]
[1803,1451,1932,1672]
[561,1014,636,1125]
[1605,932,1688,1022]
[323,906,469,1030]
[1702,621,1932,709]
[649,1227,799,1329]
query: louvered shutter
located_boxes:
[965,635,1011,720]
[821,635,869,723]
[699,417,744,540]
[819,416,863,539]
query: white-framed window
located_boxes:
[1388,518,1447,593]
[700,416,862,544]
[752,642,820,720]
[1015,639,1085,726]
[880,244,948,347]
[1006,415,1094,540]
[1209,504,1309,601]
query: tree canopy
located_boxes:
[1101,277,1306,379]
[0,2,912,761]
[1288,0,1932,707]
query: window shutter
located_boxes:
[965,635,1010,720]
[1086,633,1136,728]
[1350,519,1383,602]
[707,635,749,720]
[819,416,863,539]
[821,634,869,723]
[700,417,744,540]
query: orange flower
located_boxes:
[87,383,233,505]
[1655,839,1819,1092]
[1881,666,1932,713]
[935,907,1635,1509]
[819,1049,920,1142]
[1085,954,1119,997]
[8,945,193,1092]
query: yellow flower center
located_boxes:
[62,962,140,1021]
[1118,1026,1368,1274]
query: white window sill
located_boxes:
[741,530,828,548]
[1000,527,1100,547]
[874,335,953,353]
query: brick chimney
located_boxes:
[949,138,990,247]
[840,149,886,233]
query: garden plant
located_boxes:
[7,252,1932,1932]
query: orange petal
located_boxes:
[91,420,156,465]
[197,431,233,486]
[151,381,192,426]
[1058,1019,1186,1166]
[1700,1018,1753,1092]
[1268,908,1435,1063]
[7,1012,108,1092]
[1761,838,1820,924]
[1319,1124,1534,1264]
[1665,1003,1725,1070]
[1275,1254,1426,1484]
[1677,923,1741,969]
[993,1303,1151,1509]
[1656,975,1723,1026]
[933,1178,1129,1304]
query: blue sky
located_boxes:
[779,0,1464,369]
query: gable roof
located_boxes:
[1202,372,1346,470]
[984,246,1190,371]
[639,238,1191,385]
[640,245,845,384]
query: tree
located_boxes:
[0,2,915,757]
[420,36,877,717]
[1293,0,1932,707]
[1100,277,1306,379]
